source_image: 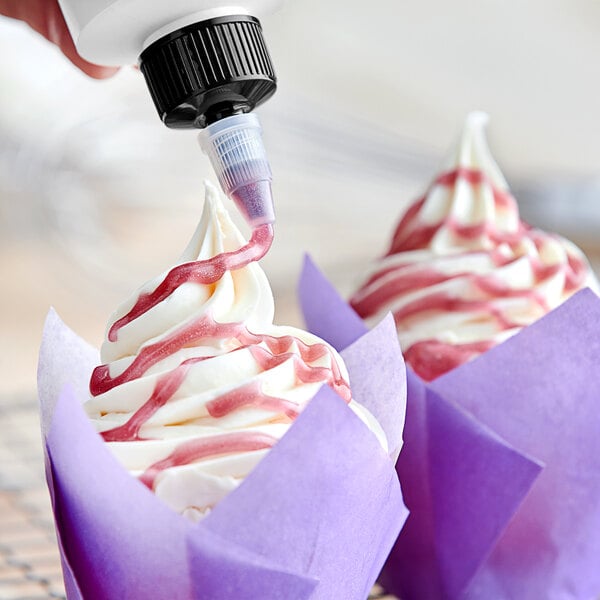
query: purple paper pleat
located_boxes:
[47,387,192,600]
[299,255,368,349]
[300,256,406,458]
[187,529,318,600]
[37,308,98,438]
[432,288,600,600]
[382,373,541,600]
[365,370,541,600]
[43,450,83,600]
[203,387,407,600]
[340,313,406,460]
[298,257,600,599]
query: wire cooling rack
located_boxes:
[0,397,65,599]
[0,396,398,600]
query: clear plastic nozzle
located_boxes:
[199,113,275,227]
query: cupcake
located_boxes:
[85,182,388,519]
[38,183,407,599]
[298,114,600,600]
[349,112,599,380]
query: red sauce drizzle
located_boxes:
[206,380,301,420]
[387,167,521,255]
[404,339,496,382]
[91,316,350,401]
[391,292,519,331]
[108,224,273,342]
[138,431,278,490]
[93,221,352,488]
[101,357,205,442]
[351,166,591,381]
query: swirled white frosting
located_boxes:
[350,112,599,381]
[86,183,386,520]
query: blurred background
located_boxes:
[1,0,600,401]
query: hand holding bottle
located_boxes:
[0,0,118,78]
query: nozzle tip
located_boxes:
[199,113,275,227]
[231,180,275,226]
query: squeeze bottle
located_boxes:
[57,0,282,226]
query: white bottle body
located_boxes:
[57,0,283,65]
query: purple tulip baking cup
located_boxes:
[38,309,408,600]
[299,255,600,600]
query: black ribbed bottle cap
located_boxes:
[140,15,276,129]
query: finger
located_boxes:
[44,0,120,79]
[53,25,120,79]
[1,0,119,79]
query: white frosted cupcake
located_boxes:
[85,182,387,519]
[350,112,599,380]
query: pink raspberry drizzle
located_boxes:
[350,167,589,381]
[138,432,278,491]
[91,223,351,488]
[107,224,274,343]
